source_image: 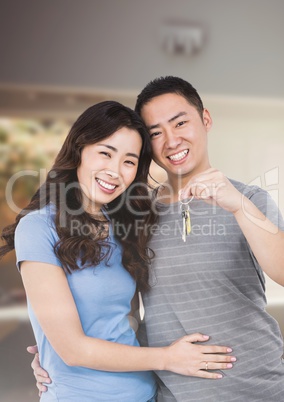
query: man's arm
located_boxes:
[27,345,50,396]
[233,195,284,285]
[181,168,284,286]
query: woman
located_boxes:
[0,101,235,402]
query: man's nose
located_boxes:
[164,130,182,149]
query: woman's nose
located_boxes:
[104,170,119,179]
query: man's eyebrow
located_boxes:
[97,144,139,159]
[168,111,187,123]
[147,111,188,130]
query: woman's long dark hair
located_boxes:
[0,101,156,292]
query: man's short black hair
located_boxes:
[135,76,204,119]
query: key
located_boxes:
[185,209,191,235]
[181,208,191,242]
[182,210,186,242]
[180,196,193,242]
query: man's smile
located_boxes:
[167,149,189,162]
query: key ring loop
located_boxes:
[179,195,194,205]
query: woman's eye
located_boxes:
[125,160,136,166]
[100,151,111,157]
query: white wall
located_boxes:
[206,95,284,212]
[1,0,284,98]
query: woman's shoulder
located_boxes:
[16,204,56,233]
[14,204,62,269]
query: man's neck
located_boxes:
[156,182,180,204]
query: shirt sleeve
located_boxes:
[248,187,284,232]
[245,186,284,282]
[15,213,63,271]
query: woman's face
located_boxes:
[77,127,142,214]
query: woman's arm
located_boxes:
[22,261,235,377]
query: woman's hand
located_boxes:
[27,345,51,396]
[27,331,235,396]
[164,333,236,379]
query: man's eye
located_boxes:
[150,132,161,139]
[176,121,186,127]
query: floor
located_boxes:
[0,322,39,402]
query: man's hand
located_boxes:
[180,168,242,213]
[27,345,51,397]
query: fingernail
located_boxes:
[227,348,232,352]
[227,363,233,368]
[231,357,237,362]
[202,335,209,339]
[217,374,223,379]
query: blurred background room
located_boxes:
[0,1,284,400]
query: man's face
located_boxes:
[140,93,212,186]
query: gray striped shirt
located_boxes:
[140,179,284,401]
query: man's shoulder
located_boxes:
[228,178,264,199]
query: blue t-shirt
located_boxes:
[15,204,157,402]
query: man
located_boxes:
[30,77,284,401]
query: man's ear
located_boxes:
[202,109,213,130]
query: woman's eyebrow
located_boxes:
[97,144,139,159]
[97,144,117,152]
[126,153,139,159]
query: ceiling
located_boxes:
[1,0,284,100]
